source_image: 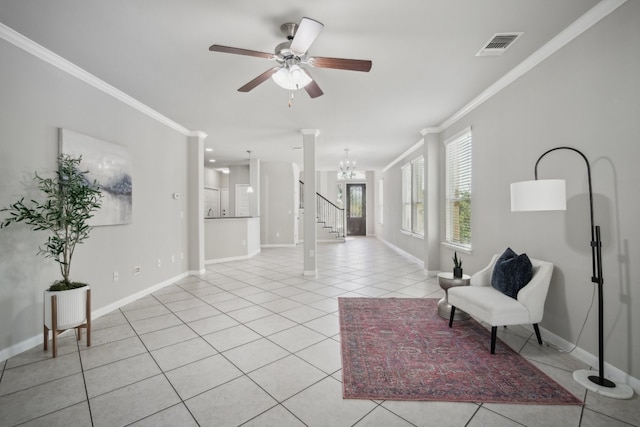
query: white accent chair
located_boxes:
[447,254,554,354]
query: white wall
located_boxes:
[260,162,298,246]
[204,168,222,188]
[0,38,191,357]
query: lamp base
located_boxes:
[573,369,634,399]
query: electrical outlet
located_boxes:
[181,252,184,260]
[276,232,280,237]
[310,250,315,257]
[113,271,119,282]
[157,258,161,268]
[171,254,175,263]
[134,265,141,275]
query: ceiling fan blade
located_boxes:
[238,67,281,92]
[209,44,275,60]
[309,56,372,72]
[303,70,323,98]
[290,17,324,54]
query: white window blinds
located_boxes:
[401,163,411,232]
[445,130,472,248]
[401,156,425,236]
[412,156,425,235]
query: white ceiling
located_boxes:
[0,0,600,170]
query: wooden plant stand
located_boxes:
[43,289,91,358]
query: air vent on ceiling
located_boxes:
[476,32,523,56]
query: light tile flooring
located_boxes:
[1,237,638,426]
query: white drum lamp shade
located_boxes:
[510,179,566,212]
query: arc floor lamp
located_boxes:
[510,146,633,399]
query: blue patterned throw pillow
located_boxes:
[491,248,533,299]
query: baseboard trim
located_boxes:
[532,324,639,393]
[0,335,43,363]
[0,271,190,362]
[204,249,260,264]
[93,272,189,319]
[376,236,425,267]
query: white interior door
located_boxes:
[235,184,250,217]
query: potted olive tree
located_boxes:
[1,154,102,356]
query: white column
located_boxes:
[249,156,260,218]
[301,129,319,276]
[187,132,206,274]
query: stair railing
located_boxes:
[299,181,345,238]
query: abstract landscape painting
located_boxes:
[59,128,132,226]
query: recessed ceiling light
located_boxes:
[208,159,216,163]
[205,148,214,152]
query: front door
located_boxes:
[346,184,366,236]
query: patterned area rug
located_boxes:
[339,298,582,404]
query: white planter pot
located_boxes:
[44,285,90,330]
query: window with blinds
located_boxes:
[401,156,425,236]
[412,156,425,235]
[401,163,411,232]
[445,129,472,248]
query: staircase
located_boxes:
[299,181,345,241]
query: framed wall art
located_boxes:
[59,128,132,226]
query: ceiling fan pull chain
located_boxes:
[289,89,294,108]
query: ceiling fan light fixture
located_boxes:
[272,65,312,90]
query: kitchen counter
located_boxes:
[204,216,260,263]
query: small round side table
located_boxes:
[437,272,471,320]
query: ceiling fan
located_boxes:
[209,17,372,99]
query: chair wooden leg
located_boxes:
[43,325,49,351]
[533,323,543,345]
[448,306,456,327]
[490,326,497,354]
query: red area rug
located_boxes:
[339,298,582,404]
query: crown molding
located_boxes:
[300,129,320,136]
[0,22,196,137]
[419,127,442,136]
[383,138,424,173]
[189,131,209,139]
[439,0,627,131]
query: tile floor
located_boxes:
[0,237,638,426]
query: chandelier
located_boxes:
[340,149,356,179]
